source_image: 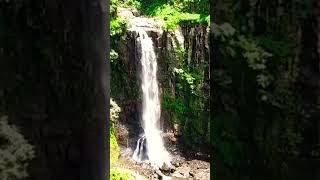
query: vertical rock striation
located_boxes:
[115,8,209,150]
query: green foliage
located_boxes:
[213,19,301,178]
[0,115,35,180]
[205,15,210,25]
[110,127,120,167]
[110,49,119,63]
[111,0,117,14]
[110,0,128,64]
[110,168,134,180]
[110,16,127,63]
[120,0,141,9]
[110,99,121,167]
[212,22,236,39]
[162,39,209,150]
[111,17,128,37]
[173,68,196,90]
[149,4,206,30]
[236,36,274,88]
[238,36,273,71]
[162,92,186,123]
[163,95,186,113]
[110,98,121,123]
[139,0,209,14]
[134,0,209,30]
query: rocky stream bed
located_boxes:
[113,132,210,180]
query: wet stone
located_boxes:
[160,162,171,172]
[171,160,181,167]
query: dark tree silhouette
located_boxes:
[211,0,320,179]
[0,0,109,180]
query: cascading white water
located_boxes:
[132,27,171,167]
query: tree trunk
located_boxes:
[313,0,320,179]
[0,0,109,180]
[211,0,222,179]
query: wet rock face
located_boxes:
[115,123,129,147]
[115,7,209,148]
[117,26,208,137]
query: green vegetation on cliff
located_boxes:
[112,0,209,30]
[110,99,134,180]
[129,0,209,30]
[110,98,120,166]
[110,169,133,180]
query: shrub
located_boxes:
[110,168,134,180]
[0,115,35,180]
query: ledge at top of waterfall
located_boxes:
[130,26,171,168]
[118,7,164,32]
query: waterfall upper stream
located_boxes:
[131,27,171,168]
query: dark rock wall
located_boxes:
[114,25,209,147]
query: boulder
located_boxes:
[179,166,191,177]
[193,169,210,180]
[171,160,181,167]
[160,162,171,173]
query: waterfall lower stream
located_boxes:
[131,27,171,168]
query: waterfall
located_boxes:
[131,28,171,167]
